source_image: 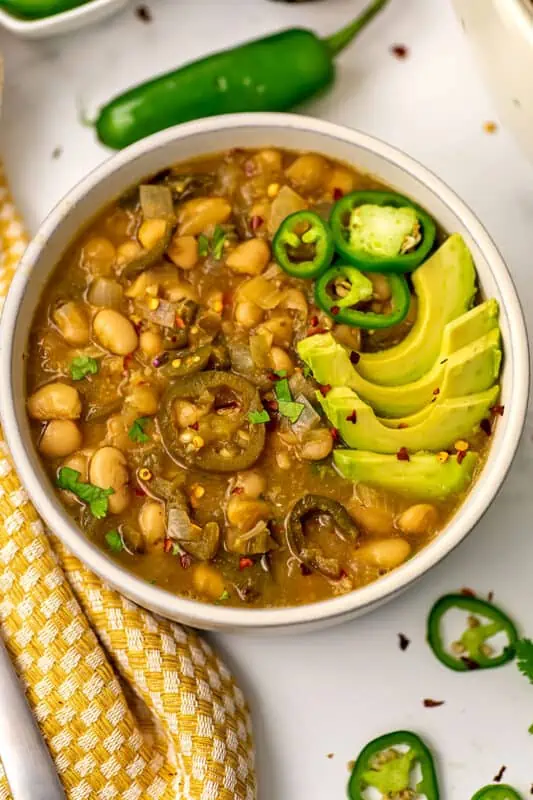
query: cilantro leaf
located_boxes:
[56,467,114,519]
[128,417,150,443]
[70,356,98,381]
[278,400,305,423]
[219,589,230,601]
[516,638,533,683]
[211,225,227,260]
[273,369,287,378]
[198,234,209,257]
[105,530,124,553]
[274,377,292,403]
[248,409,270,424]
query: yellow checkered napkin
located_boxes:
[0,165,256,800]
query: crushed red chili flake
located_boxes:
[179,553,192,570]
[300,563,312,576]
[135,4,152,22]
[332,187,343,201]
[231,486,245,495]
[251,215,264,231]
[134,487,146,497]
[423,698,445,708]
[319,384,331,396]
[493,765,507,783]
[461,587,477,597]
[337,569,348,581]
[175,316,186,329]
[491,404,505,416]
[350,351,360,365]
[433,388,440,396]
[346,410,357,424]
[461,656,481,671]
[331,305,340,316]
[239,557,254,570]
[480,418,492,436]
[390,43,409,59]
[309,315,319,328]
[398,633,410,651]
[398,423,408,430]
[330,427,340,441]
[266,399,279,412]
[457,450,467,464]
[397,447,410,461]
[190,421,199,431]
[123,353,134,372]
[163,538,173,554]
[307,326,327,336]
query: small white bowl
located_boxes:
[0,0,128,39]
[0,113,528,633]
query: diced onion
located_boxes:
[87,278,124,309]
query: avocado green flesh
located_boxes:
[334,450,478,500]
[379,328,501,428]
[319,385,499,454]
[297,303,500,417]
[356,234,477,386]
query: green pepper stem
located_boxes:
[324,0,391,58]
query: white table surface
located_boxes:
[1,1,532,797]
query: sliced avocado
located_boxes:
[297,307,500,417]
[379,328,501,428]
[356,234,476,386]
[318,385,499,453]
[334,450,478,501]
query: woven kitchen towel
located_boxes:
[0,165,256,800]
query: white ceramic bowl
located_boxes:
[452,0,533,162]
[0,113,528,633]
[0,0,128,39]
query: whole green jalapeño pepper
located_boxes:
[329,190,437,272]
[315,264,410,329]
[471,786,523,800]
[273,210,334,279]
[96,0,390,149]
[427,594,519,672]
[348,730,440,800]
[0,0,88,19]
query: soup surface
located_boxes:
[25,148,501,608]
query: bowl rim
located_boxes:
[0,112,529,630]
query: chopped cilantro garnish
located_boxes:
[128,417,150,443]
[273,369,287,378]
[248,409,270,424]
[211,225,227,260]
[516,638,533,683]
[278,400,304,423]
[219,589,230,601]
[274,377,292,403]
[70,356,98,381]
[529,723,533,735]
[198,234,209,257]
[56,467,113,519]
[171,542,181,556]
[105,530,124,553]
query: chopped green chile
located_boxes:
[471,787,523,800]
[286,494,359,578]
[272,210,334,278]
[427,594,519,671]
[158,344,213,378]
[330,190,436,272]
[315,264,410,329]
[348,730,440,800]
[157,371,266,472]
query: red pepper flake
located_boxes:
[135,4,152,22]
[398,633,410,651]
[491,404,505,416]
[190,421,199,431]
[332,187,344,201]
[123,353,134,372]
[330,427,340,441]
[461,656,481,671]
[345,410,357,424]
[390,43,409,59]
[337,569,348,581]
[350,351,360,365]
[266,399,279,412]
[309,315,319,328]
[480,418,492,436]
[239,557,254,570]
[319,384,331,396]
[457,449,467,464]
[179,553,192,570]
[397,423,409,430]
[493,765,507,783]
[433,388,440,396]
[423,698,445,708]
[461,587,477,597]
[163,538,173,554]
[175,316,186,329]
[231,486,245,495]
[397,447,410,461]
[307,326,327,337]
[300,563,312,576]
[134,487,146,497]
[330,305,340,316]
[251,215,264,231]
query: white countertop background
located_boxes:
[1,1,532,797]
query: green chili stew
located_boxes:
[25,147,502,607]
